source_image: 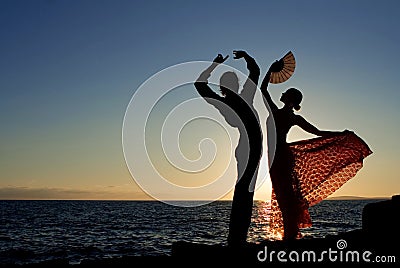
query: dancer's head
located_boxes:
[280,87,303,111]
[219,71,239,96]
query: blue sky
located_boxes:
[0,0,399,200]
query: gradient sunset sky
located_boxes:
[1,0,399,200]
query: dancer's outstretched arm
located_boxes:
[295,115,342,137]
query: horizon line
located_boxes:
[0,195,393,202]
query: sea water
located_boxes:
[0,199,383,265]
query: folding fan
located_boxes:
[269,51,296,84]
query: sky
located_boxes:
[0,0,399,201]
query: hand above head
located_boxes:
[268,60,284,73]
[233,50,248,59]
[213,54,229,64]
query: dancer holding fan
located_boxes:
[260,51,372,241]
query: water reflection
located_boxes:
[248,199,382,243]
[248,201,283,242]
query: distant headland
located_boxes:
[325,195,391,200]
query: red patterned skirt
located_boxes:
[268,130,373,239]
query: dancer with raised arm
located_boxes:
[194,51,263,246]
[260,55,372,241]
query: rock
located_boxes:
[362,194,400,239]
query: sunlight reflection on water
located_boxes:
[247,199,383,243]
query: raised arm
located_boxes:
[233,50,260,104]
[260,60,281,112]
[295,115,342,137]
[194,54,229,100]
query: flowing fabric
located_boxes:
[268,130,373,239]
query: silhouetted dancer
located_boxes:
[194,51,263,246]
[260,58,372,241]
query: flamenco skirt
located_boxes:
[268,130,373,240]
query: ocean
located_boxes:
[0,199,384,265]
